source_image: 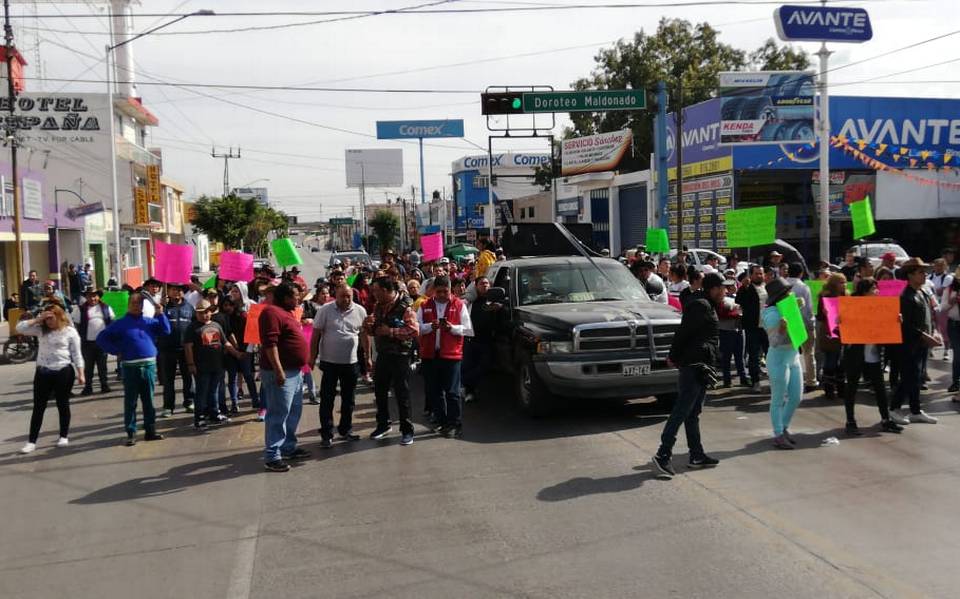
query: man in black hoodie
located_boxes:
[735,264,768,391]
[653,273,724,478]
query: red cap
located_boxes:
[881,252,897,261]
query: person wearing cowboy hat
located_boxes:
[141,277,163,318]
[766,251,784,278]
[761,278,804,449]
[892,258,940,424]
[71,287,114,396]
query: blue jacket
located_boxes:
[158,300,195,350]
[96,313,172,361]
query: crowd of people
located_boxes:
[13,240,505,474]
[650,246,959,478]
[11,238,959,479]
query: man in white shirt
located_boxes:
[416,276,473,437]
[72,287,114,395]
[184,275,203,308]
[141,278,163,318]
[309,283,370,448]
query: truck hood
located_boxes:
[515,300,679,331]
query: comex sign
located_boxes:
[775,5,872,43]
[376,119,465,139]
[459,154,550,170]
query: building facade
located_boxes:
[451,153,550,237]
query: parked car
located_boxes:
[328,251,372,268]
[845,240,909,268]
[669,248,729,272]
[310,247,320,253]
[485,256,681,416]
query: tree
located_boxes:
[567,19,809,172]
[368,209,400,254]
[190,193,289,256]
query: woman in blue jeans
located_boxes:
[762,279,804,450]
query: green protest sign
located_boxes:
[724,206,776,248]
[346,274,357,286]
[202,275,217,289]
[645,228,670,254]
[270,238,303,268]
[777,293,809,350]
[850,196,875,239]
[102,290,130,318]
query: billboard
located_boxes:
[718,71,816,146]
[376,120,464,139]
[345,149,403,188]
[666,98,732,179]
[233,186,269,205]
[775,5,872,43]
[734,95,960,170]
[561,129,632,176]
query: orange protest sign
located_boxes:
[838,297,902,345]
[243,303,267,345]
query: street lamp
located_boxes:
[106,9,214,282]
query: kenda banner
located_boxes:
[376,120,465,139]
[734,95,960,170]
[561,129,632,176]
[718,71,816,145]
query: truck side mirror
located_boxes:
[486,287,507,303]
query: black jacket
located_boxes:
[668,295,719,367]
[158,301,195,350]
[900,286,931,347]
[735,283,762,330]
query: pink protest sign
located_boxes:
[821,297,840,338]
[218,251,254,282]
[421,232,443,263]
[153,240,193,285]
[877,279,907,297]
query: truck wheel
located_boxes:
[654,393,677,412]
[516,355,551,417]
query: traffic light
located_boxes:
[481,92,524,115]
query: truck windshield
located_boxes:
[517,262,650,306]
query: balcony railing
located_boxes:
[116,137,161,167]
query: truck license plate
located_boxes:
[622,363,651,376]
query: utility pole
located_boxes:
[673,73,685,252]
[3,0,23,289]
[211,146,240,196]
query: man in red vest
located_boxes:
[417,276,473,438]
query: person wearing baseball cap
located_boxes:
[760,278,804,449]
[892,257,940,424]
[184,299,236,431]
[880,252,898,272]
[652,272,724,478]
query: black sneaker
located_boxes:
[184,404,194,413]
[281,448,310,460]
[101,385,112,394]
[881,420,904,433]
[229,407,240,416]
[144,432,164,441]
[194,423,208,433]
[689,454,720,468]
[81,388,94,397]
[652,455,675,478]
[949,383,960,393]
[125,435,136,447]
[370,426,392,440]
[845,422,862,436]
[338,432,360,441]
[319,438,333,449]
[264,460,290,472]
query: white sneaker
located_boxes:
[889,410,910,425]
[909,410,938,424]
[56,437,69,447]
[20,442,36,454]
[160,409,173,418]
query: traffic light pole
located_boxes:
[487,135,495,241]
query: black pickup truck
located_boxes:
[484,256,682,415]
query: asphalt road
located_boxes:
[2,247,960,598]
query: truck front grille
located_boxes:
[573,320,680,364]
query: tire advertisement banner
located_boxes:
[561,129,632,176]
[718,71,816,146]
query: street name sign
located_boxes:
[376,120,465,139]
[775,5,872,43]
[521,90,645,113]
[66,201,105,219]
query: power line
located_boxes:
[21,76,479,94]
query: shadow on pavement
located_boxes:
[69,451,261,504]
[537,468,659,502]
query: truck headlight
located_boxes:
[538,340,573,354]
